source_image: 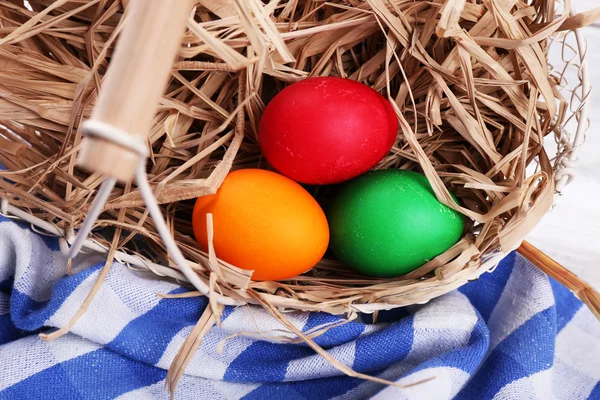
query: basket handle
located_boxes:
[518,241,600,321]
[77,0,194,182]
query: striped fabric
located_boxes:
[0,215,599,399]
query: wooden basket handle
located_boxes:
[518,240,600,321]
[78,0,194,182]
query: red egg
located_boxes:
[258,77,398,185]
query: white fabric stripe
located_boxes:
[407,292,477,364]
[360,321,391,336]
[0,336,55,390]
[116,375,260,400]
[7,221,102,302]
[56,276,136,345]
[331,360,417,400]
[0,220,33,285]
[115,388,156,400]
[335,293,478,400]
[220,305,310,341]
[492,369,554,400]
[158,306,312,380]
[285,341,356,381]
[46,332,101,363]
[103,264,180,315]
[4,209,600,400]
[0,333,99,390]
[45,271,104,336]
[46,262,177,346]
[487,257,554,350]
[552,359,597,400]
[555,308,600,381]
[156,324,255,380]
[568,303,600,340]
[373,366,470,400]
[17,232,59,300]
[412,291,478,331]
[156,325,193,371]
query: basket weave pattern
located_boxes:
[0,0,591,315]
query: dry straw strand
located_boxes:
[0,0,598,390]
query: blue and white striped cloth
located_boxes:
[0,214,599,399]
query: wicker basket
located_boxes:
[0,0,598,348]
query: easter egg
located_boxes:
[258,77,398,185]
[192,169,329,281]
[327,170,464,277]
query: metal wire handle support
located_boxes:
[66,120,243,306]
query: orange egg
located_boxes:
[192,169,329,281]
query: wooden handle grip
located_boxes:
[518,240,600,321]
[78,0,194,182]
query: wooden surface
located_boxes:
[528,1,600,290]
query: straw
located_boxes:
[0,0,598,392]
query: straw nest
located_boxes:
[0,1,595,317]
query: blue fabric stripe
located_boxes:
[0,364,84,400]
[38,234,61,252]
[221,305,236,321]
[0,277,26,345]
[406,311,490,379]
[456,306,556,399]
[588,382,600,399]
[0,278,12,293]
[303,311,365,347]
[459,252,516,322]
[467,311,490,349]
[362,306,411,324]
[106,287,208,365]
[242,374,363,400]
[224,341,313,383]
[550,277,582,333]
[0,348,165,400]
[0,314,27,345]
[0,206,597,400]
[0,213,59,252]
[239,312,368,398]
[225,313,366,383]
[0,215,34,229]
[10,262,103,331]
[353,315,413,373]
[242,384,303,400]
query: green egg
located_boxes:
[327,169,464,277]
